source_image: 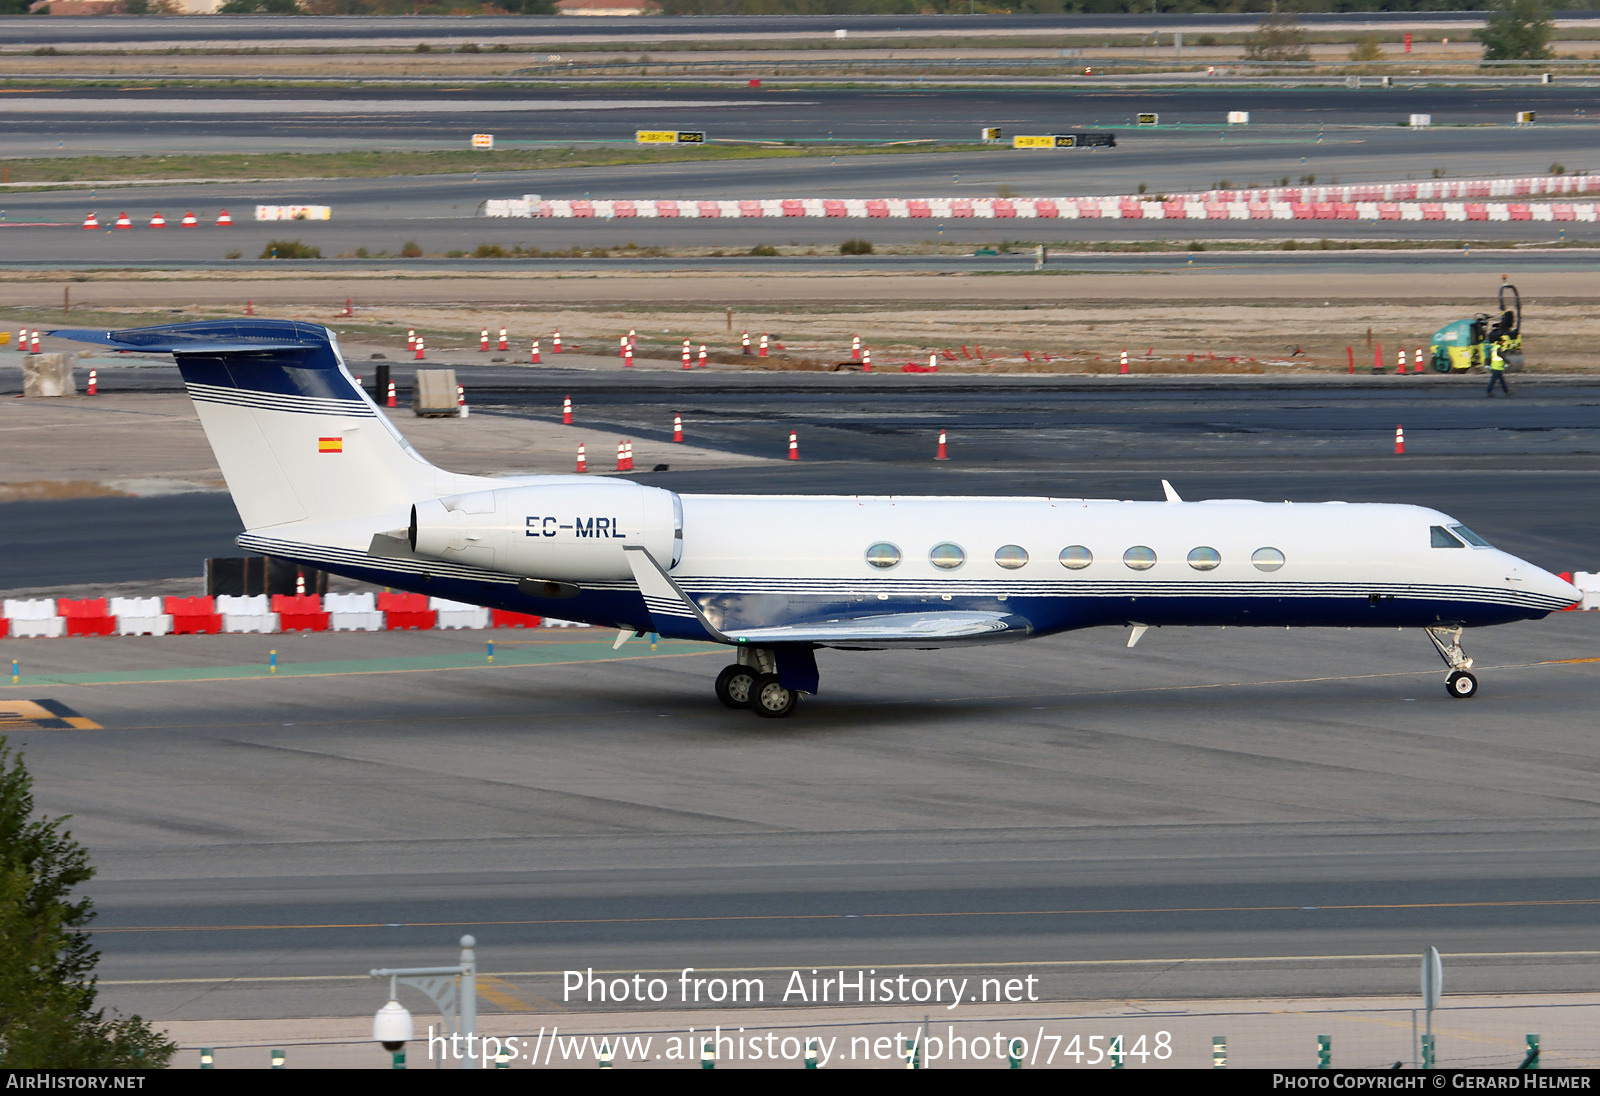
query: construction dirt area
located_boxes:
[4,266,1600,374]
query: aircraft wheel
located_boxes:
[1446,670,1478,699]
[750,673,800,719]
[715,665,756,710]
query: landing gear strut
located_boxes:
[1425,625,1478,699]
[714,647,803,718]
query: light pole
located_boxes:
[371,935,480,1069]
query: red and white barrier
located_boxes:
[0,588,593,640]
[521,176,1600,224]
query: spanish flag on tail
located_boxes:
[318,436,343,454]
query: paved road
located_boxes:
[8,87,1598,152]
[0,13,1563,48]
[5,127,1598,264]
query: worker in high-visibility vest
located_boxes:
[1485,339,1511,397]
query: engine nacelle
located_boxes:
[409,480,681,581]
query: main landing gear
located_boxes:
[1425,625,1478,699]
[714,648,803,718]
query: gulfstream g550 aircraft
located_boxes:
[54,320,1578,718]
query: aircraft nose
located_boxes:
[1524,564,1581,608]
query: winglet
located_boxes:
[1161,479,1182,503]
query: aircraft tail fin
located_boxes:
[51,320,447,531]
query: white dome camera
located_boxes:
[373,1000,413,1052]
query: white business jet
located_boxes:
[53,320,1579,718]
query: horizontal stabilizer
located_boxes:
[48,320,334,355]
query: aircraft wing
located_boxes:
[725,611,1033,649]
[623,546,1032,649]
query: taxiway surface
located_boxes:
[2,377,1595,1023]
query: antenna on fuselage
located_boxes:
[1161,480,1183,503]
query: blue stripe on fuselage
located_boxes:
[255,547,1555,642]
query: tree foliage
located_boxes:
[1476,0,1554,60]
[0,740,174,1069]
[1243,12,1311,62]
[219,0,303,12]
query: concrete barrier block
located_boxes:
[430,597,490,630]
[23,353,75,397]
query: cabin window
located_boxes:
[1431,526,1465,548]
[994,545,1029,570]
[930,543,966,570]
[1251,547,1286,572]
[1187,546,1221,571]
[1123,546,1157,571]
[1059,545,1093,570]
[1450,524,1493,547]
[865,542,901,569]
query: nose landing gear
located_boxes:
[1426,625,1478,699]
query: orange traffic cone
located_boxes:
[1394,425,1406,455]
[862,348,872,373]
[30,330,39,353]
[759,334,769,357]
[698,344,707,368]
[149,212,167,228]
[531,338,540,363]
[1397,348,1408,374]
[341,298,353,318]
[681,339,691,370]
[623,347,633,368]
[552,330,562,353]
[180,210,198,227]
[787,430,799,460]
[386,381,398,408]
[498,327,508,351]
[216,209,233,226]
[87,369,98,395]
[1119,349,1129,374]
[935,429,949,460]
[406,329,415,350]
[113,212,132,230]
[851,335,861,361]
[615,441,626,471]
[742,331,751,354]
[576,443,587,473]
[245,300,254,315]
[81,212,99,230]
[480,329,489,352]
[414,336,424,361]
[1416,346,1424,375]
[562,396,573,425]
[673,415,683,443]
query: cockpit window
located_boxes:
[1450,524,1493,548]
[1431,525,1465,548]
